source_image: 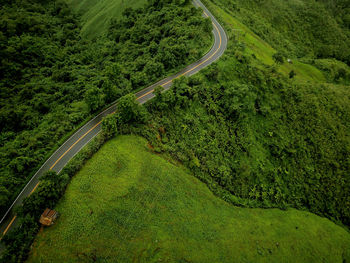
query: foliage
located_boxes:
[207,0,350,65]
[289,70,296,79]
[63,0,148,39]
[85,86,104,113]
[0,0,211,218]
[101,114,119,139]
[101,94,149,139]
[139,39,350,227]
[26,136,350,263]
[272,52,284,64]
[312,58,350,84]
[115,94,149,124]
[0,135,106,263]
[1,215,39,263]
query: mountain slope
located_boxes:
[209,0,350,64]
[136,0,350,229]
[27,136,350,263]
[203,0,350,85]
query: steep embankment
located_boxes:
[27,136,350,263]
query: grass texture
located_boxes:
[27,136,350,263]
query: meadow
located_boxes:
[202,0,326,83]
[27,136,350,263]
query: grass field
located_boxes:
[203,0,326,83]
[65,0,147,38]
[27,136,350,263]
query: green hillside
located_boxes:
[203,0,350,84]
[65,0,147,38]
[2,0,350,261]
[135,0,350,229]
[0,0,211,222]
[203,0,326,83]
[208,0,350,63]
[27,136,350,263]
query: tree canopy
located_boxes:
[0,0,212,217]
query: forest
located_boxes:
[0,0,211,217]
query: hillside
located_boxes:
[0,0,211,220]
[27,136,350,262]
[209,0,350,62]
[204,0,350,84]
[64,0,147,38]
[1,0,350,261]
[133,0,350,228]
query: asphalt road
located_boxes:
[0,0,227,246]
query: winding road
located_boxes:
[0,0,227,244]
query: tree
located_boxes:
[104,63,123,83]
[144,60,165,80]
[335,68,347,81]
[0,185,9,207]
[131,71,148,88]
[203,17,212,33]
[102,80,120,103]
[102,114,119,139]
[85,86,104,113]
[115,94,148,124]
[344,14,350,28]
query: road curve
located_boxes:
[0,0,227,242]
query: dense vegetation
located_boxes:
[0,0,211,217]
[95,0,350,228]
[1,134,106,262]
[205,0,350,84]
[208,0,350,62]
[1,0,350,261]
[140,61,350,226]
[126,1,350,227]
[27,136,350,262]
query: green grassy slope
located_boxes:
[65,0,147,38]
[203,0,326,83]
[27,136,350,263]
[202,0,350,85]
[208,0,350,63]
